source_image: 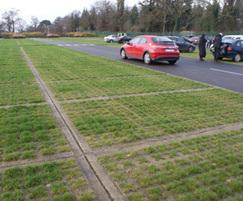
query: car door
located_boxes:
[125,37,141,58]
[233,41,241,54]
[134,37,147,59]
[240,41,243,58]
[176,37,186,51]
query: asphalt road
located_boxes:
[35,39,243,94]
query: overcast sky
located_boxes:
[0,0,140,23]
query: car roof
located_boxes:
[223,35,243,40]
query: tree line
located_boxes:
[0,0,243,34]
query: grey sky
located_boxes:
[0,0,140,23]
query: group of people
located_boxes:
[198,33,223,62]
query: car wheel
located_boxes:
[144,52,152,64]
[120,49,127,59]
[234,54,241,62]
[168,60,177,65]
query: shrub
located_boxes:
[22,32,45,38]
[64,32,97,37]
[47,33,60,38]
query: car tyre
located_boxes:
[234,54,241,62]
[168,60,177,65]
[144,52,152,64]
[120,49,127,59]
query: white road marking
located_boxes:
[210,68,243,76]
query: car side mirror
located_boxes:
[127,42,133,46]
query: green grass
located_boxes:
[99,129,243,201]
[1,39,243,201]
[0,105,71,161]
[0,159,96,201]
[0,40,70,162]
[19,40,207,101]
[53,37,122,48]
[0,40,44,106]
[17,40,243,148]
[63,89,243,147]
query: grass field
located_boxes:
[19,40,243,148]
[0,40,44,106]
[0,40,97,201]
[1,39,243,200]
[99,129,243,201]
[1,159,96,201]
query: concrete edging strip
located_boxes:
[94,122,243,157]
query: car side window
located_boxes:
[177,37,185,43]
[241,41,243,47]
[130,37,140,44]
[236,41,241,47]
[139,37,147,44]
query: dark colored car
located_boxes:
[221,39,243,62]
[187,36,200,45]
[117,35,132,44]
[120,35,180,65]
[168,36,196,52]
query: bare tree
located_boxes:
[31,16,39,31]
[2,9,20,32]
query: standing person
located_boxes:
[199,34,207,61]
[213,33,223,62]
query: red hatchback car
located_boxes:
[120,35,180,65]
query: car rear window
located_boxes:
[152,37,174,45]
[222,37,234,44]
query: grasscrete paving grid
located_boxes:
[0,40,97,200]
[0,40,43,106]
[63,89,243,147]
[0,159,96,201]
[7,39,243,200]
[99,130,243,201]
[0,106,71,162]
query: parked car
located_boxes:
[220,38,243,62]
[117,35,132,43]
[222,35,243,43]
[187,36,200,45]
[168,36,196,52]
[120,35,180,65]
[104,35,119,43]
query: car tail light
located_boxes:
[227,46,233,51]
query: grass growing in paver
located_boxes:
[0,159,96,201]
[0,40,44,106]
[99,129,243,201]
[63,89,243,147]
[4,39,243,201]
[18,40,243,148]
[19,40,207,101]
[0,105,71,162]
[0,40,70,162]
[53,37,122,48]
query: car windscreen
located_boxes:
[152,37,175,45]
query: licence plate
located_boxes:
[165,49,175,52]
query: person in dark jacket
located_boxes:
[213,33,223,62]
[199,34,207,61]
